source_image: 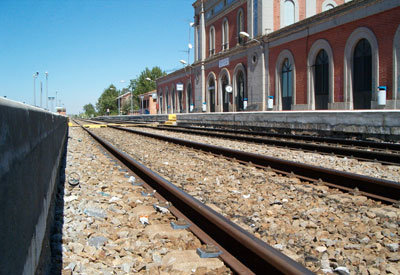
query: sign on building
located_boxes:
[176,83,184,91]
[219,57,229,68]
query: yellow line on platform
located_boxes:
[83,124,108,128]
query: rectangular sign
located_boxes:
[219,57,229,68]
[176,83,184,91]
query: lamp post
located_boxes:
[45,72,48,110]
[48,96,55,112]
[33,72,39,106]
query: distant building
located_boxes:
[138,90,158,115]
[56,106,66,116]
[157,0,400,113]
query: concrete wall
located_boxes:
[0,98,68,274]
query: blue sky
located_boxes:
[0,0,195,114]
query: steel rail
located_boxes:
[76,123,313,275]
[112,126,400,204]
[135,125,400,165]
[156,124,400,151]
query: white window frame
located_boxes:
[322,0,337,12]
[307,39,334,110]
[209,26,216,56]
[222,18,229,51]
[280,0,299,28]
[275,49,296,110]
[343,27,379,109]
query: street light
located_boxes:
[45,72,48,110]
[48,96,55,112]
[33,72,39,106]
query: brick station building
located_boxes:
[156,0,400,114]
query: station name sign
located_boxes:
[219,57,229,68]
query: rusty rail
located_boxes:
[112,126,400,204]
[137,125,400,165]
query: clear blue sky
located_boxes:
[0,0,195,114]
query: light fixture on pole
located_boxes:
[179,60,187,67]
[33,72,39,106]
[188,22,194,64]
[45,72,49,110]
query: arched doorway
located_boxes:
[208,77,216,112]
[172,88,176,113]
[187,82,193,112]
[314,49,329,110]
[281,58,293,110]
[236,70,246,111]
[178,89,183,113]
[221,74,229,112]
[353,38,372,109]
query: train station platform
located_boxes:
[96,110,400,141]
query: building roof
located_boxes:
[138,90,157,97]
[116,92,131,100]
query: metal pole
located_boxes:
[40,81,43,108]
[45,72,48,110]
[118,97,120,115]
[33,76,36,106]
[188,24,191,65]
[130,91,133,115]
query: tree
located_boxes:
[129,66,166,108]
[83,103,97,118]
[121,100,131,115]
[96,84,119,115]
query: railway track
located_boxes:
[109,125,400,204]
[73,119,313,274]
[135,124,400,165]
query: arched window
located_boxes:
[208,77,216,112]
[322,0,336,12]
[353,39,372,109]
[236,70,247,111]
[314,50,329,109]
[281,59,293,110]
[323,4,335,11]
[222,19,229,51]
[209,26,215,56]
[283,0,295,27]
[237,10,244,44]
